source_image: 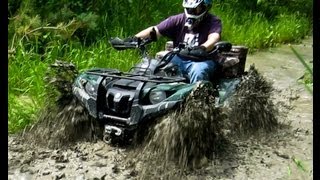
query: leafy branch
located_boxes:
[18,18,81,44]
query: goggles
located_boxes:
[185,3,206,16]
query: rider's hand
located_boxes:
[124,36,142,44]
[189,46,208,57]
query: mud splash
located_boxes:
[127,65,289,179]
[227,65,279,134]
[129,82,227,179]
[20,60,286,176]
[21,60,100,149]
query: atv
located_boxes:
[72,35,248,143]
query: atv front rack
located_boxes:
[86,69,186,83]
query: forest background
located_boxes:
[8,0,313,133]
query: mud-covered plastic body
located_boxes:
[72,38,248,140]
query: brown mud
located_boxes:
[8,37,313,180]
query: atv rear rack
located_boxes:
[86,70,186,83]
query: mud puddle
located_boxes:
[8,37,313,180]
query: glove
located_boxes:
[123,36,142,45]
[110,36,141,50]
[189,46,208,57]
[180,46,208,58]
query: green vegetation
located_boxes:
[8,0,313,133]
[292,157,308,172]
[286,157,310,179]
[290,46,313,94]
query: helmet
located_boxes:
[182,0,212,30]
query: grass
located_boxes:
[292,157,307,172]
[218,10,311,50]
[286,156,310,179]
[8,5,312,133]
[8,94,40,133]
[289,46,313,95]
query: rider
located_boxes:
[127,0,222,83]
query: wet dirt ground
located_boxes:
[8,36,313,180]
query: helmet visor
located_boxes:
[185,3,206,16]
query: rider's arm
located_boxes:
[200,32,220,52]
[135,26,162,39]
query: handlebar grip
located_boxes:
[110,37,138,50]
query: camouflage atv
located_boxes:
[72,35,249,143]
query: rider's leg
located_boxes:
[185,60,219,83]
[169,55,188,74]
[170,55,219,83]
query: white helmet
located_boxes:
[182,0,212,30]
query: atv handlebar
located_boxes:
[170,41,232,60]
[110,35,232,61]
[109,37,145,50]
[109,36,155,58]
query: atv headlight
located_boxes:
[85,82,95,95]
[149,90,166,104]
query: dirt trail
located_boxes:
[8,37,313,180]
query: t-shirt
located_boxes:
[156,13,222,48]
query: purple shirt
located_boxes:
[156,13,222,47]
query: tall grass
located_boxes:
[215,8,311,50]
[8,94,40,133]
[290,46,313,94]
[8,2,312,133]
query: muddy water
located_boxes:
[8,37,313,180]
[246,37,313,125]
[244,36,313,179]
